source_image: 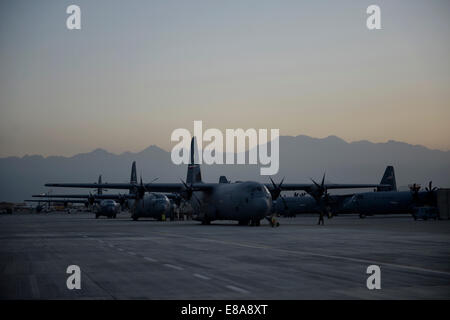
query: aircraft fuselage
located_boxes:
[344,191,436,215]
[190,181,272,224]
[128,193,171,220]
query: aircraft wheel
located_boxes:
[113,214,117,219]
[238,220,249,226]
[95,214,99,219]
[359,214,366,219]
[132,215,139,221]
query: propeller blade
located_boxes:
[269,177,277,189]
[310,178,321,189]
[269,177,285,200]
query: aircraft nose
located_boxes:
[253,197,271,216]
[156,200,170,213]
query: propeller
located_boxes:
[308,173,334,222]
[137,176,146,199]
[309,173,327,201]
[409,183,421,203]
[129,174,159,212]
[425,181,437,192]
[425,181,438,206]
[180,178,202,207]
[136,175,159,197]
[269,177,285,200]
[409,183,421,193]
[87,192,96,205]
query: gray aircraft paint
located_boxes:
[343,190,436,215]
[125,161,171,220]
[95,199,120,218]
[190,181,272,223]
[183,137,272,224]
[273,166,398,216]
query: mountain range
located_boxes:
[1,135,449,202]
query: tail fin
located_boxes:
[186,137,202,184]
[97,175,103,195]
[130,161,137,184]
[129,161,137,195]
[378,166,397,191]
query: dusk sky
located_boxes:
[0,0,449,157]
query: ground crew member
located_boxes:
[318,210,324,225]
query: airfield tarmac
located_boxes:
[0,211,449,300]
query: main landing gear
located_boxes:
[265,216,280,227]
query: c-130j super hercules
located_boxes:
[33,166,172,220]
[45,137,388,226]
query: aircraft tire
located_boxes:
[132,215,139,221]
[95,214,99,219]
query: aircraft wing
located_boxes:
[33,194,92,199]
[265,183,387,192]
[45,183,134,189]
[143,183,216,192]
[32,194,136,200]
[44,182,216,193]
[25,199,94,204]
[323,183,385,190]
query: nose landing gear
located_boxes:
[265,216,280,227]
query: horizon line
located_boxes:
[1,134,449,159]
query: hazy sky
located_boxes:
[0,0,449,157]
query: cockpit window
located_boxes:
[263,185,270,194]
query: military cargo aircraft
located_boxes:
[45,137,388,226]
[34,162,172,221]
[342,181,438,217]
[273,166,397,217]
[94,199,120,219]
